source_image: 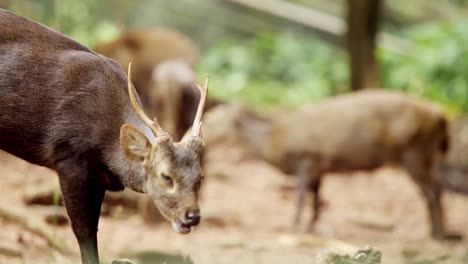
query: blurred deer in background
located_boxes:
[0,9,208,264]
[94,28,219,141]
[206,90,458,240]
[266,90,453,240]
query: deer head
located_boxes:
[119,63,207,234]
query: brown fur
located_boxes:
[0,9,205,264]
[265,91,452,238]
[213,90,454,239]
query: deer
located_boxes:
[94,29,224,223]
[0,9,208,264]
[206,90,459,240]
[94,29,220,141]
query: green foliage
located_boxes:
[380,19,468,114]
[7,1,468,115]
[7,0,122,47]
[198,32,348,112]
[201,19,468,114]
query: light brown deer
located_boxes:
[206,90,458,240]
[0,9,208,264]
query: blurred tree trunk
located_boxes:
[347,0,381,91]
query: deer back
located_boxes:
[267,90,448,171]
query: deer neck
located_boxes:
[104,115,157,194]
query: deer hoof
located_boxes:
[433,232,463,241]
[444,232,463,241]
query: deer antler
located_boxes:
[191,77,209,138]
[127,63,166,137]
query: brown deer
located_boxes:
[0,9,208,264]
[95,29,221,223]
[94,29,220,141]
[207,90,458,240]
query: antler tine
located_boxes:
[127,63,166,137]
[192,77,209,137]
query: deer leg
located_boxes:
[57,161,105,264]
[291,158,312,231]
[426,163,462,240]
[307,176,322,232]
[403,152,457,240]
[419,182,445,240]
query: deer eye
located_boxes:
[160,173,173,185]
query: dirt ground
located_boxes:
[0,150,467,264]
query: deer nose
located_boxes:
[185,209,200,226]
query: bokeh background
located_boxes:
[5,0,468,113]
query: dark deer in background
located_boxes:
[94,29,219,141]
[0,9,208,264]
[206,90,458,240]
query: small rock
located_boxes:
[112,258,135,264]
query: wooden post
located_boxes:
[347,0,381,91]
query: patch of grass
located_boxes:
[317,248,382,264]
[121,251,194,264]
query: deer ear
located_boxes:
[120,124,151,161]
